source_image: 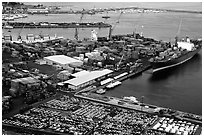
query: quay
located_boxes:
[2,22,202,135]
[27,7,202,15]
[2,22,112,29]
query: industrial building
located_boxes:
[44,55,83,69]
[63,69,113,90]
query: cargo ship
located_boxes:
[149,37,202,73]
[3,34,63,44]
[2,22,111,29]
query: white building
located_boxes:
[63,69,113,90]
[177,42,194,51]
[44,55,83,69]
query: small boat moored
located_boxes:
[106,81,122,89]
[96,89,106,94]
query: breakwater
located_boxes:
[3,22,112,29]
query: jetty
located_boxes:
[2,22,112,29]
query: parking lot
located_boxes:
[2,95,202,135]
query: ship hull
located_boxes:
[151,47,201,73]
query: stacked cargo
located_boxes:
[76,46,86,53]
[24,82,49,104]
[153,46,190,62]
[2,96,12,114]
[17,77,40,95]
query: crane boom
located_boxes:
[176,18,182,36]
[108,11,123,40]
[116,54,124,70]
[75,9,85,40]
[175,18,183,46]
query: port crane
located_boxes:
[16,23,27,41]
[108,11,123,40]
[2,22,18,42]
[74,9,86,40]
[175,18,183,46]
[116,54,124,71]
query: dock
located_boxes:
[2,22,112,29]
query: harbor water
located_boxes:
[3,3,202,115]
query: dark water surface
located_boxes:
[3,3,202,115]
[106,52,202,115]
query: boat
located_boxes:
[4,25,13,29]
[149,36,202,73]
[102,11,110,19]
[3,16,14,21]
[10,34,64,44]
[96,89,106,94]
[123,96,139,103]
[102,16,110,19]
[106,81,122,89]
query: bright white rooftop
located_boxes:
[64,69,113,86]
[44,55,82,65]
[71,70,90,78]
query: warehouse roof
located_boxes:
[71,70,90,78]
[44,55,83,65]
[64,69,113,86]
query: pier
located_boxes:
[26,7,202,15]
[2,22,112,29]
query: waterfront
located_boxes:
[3,10,202,41]
[3,4,202,115]
[2,2,202,135]
[106,51,202,115]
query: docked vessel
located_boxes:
[96,89,106,94]
[102,16,110,19]
[4,34,63,44]
[4,25,13,29]
[106,81,122,89]
[123,96,139,103]
[149,37,201,73]
[22,34,64,44]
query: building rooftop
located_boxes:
[44,55,83,65]
[64,69,113,87]
[71,70,90,78]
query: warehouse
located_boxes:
[44,55,83,69]
[63,69,113,90]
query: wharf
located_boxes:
[75,93,158,114]
[3,123,63,135]
[75,63,151,95]
[2,22,112,29]
[75,92,202,126]
[33,7,201,15]
[74,65,155,113]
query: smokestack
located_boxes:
[186,35,190,43]
[175,36,178,47]
[108,27,112,40]
[91,29,97,41]
[75,28,78,40]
